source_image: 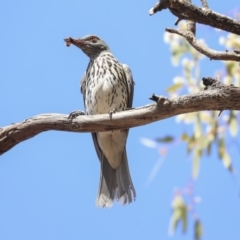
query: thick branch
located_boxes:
[150,0,240,35]
[165,28,240,61]
[1,79,240,155]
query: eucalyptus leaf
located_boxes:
[193,151,200,179]
[156,136,174,143]
[229,117,238,137]
[170,195,188,234]
[194,220,203,240]
[222,151,233,172]
[166,83,183,93]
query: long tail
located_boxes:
[96,148,136,208]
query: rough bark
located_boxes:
[1,78,240,155]
[150,0,240,35]
[149,0,240,62]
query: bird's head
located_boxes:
[64,35,110,58]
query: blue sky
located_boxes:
[1,1,240,240]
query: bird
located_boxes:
[64,35,136,207]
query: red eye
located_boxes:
[90,36,97,43]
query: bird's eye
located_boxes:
[90,37,97,43]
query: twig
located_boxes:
[165,28,240,61]
[201,0,209,9]
[149,0,169,15]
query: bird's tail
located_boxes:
[96,148,136,208]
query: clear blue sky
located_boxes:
[1,1,240,240]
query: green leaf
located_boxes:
[170,208,181,234]
[192,150,200,179]
[218,138,225,159]
[229,117,238,137]
[181,133,189,142]
[156,136,174,143]
[212,117,219,141]
[187,135,195,154]
[171,47,185,66]
[226,61,235,75]
[181,203,187,233]
[206,141,212,156]
[197,145,203,158]
[217,138,233,172]
[194,114,202,138]
[166,83,183,93]
[170,195,188,234]
[194,219,203,240]
[222,151,233,172]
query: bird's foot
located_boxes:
[109,109,116,120]
[68,110,85,120]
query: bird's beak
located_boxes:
[64,37,84,48]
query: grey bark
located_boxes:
[1,78,240,155]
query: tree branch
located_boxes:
[165,28,240,61]
[1,78,240,155]
[150,0,240,61]
[149,0,240,35]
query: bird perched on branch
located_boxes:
[64,35,136,207]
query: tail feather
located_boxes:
[116,148,136,204]
[96,154,116,208]
[96,148,136,207]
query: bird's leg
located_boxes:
[68,110,85,120]
[108,108,116,120]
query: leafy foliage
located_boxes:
[142,20,240,240]
[169,195,187,234]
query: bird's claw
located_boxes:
[68,110,85,120]
[109,109,116,119]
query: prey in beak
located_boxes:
[64,35,109,58]
[64,37,83,47]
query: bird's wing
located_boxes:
[80,72,103,161]
[122,64,134,108]
[80,72,87,109]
